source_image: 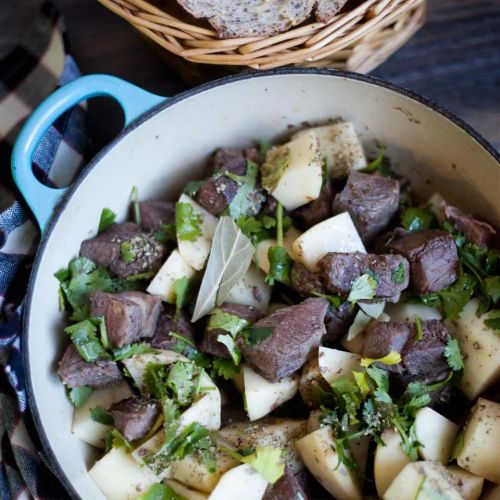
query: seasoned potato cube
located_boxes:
[386,303,441,322]
[208,464,268,500]
[318,347,361,384]
[447,465,484,500]
[254,227,301,274]
[299,357,325,409]
[457,398,500,483]
[164,479,208,499]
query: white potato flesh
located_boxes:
[446,299,500,400]
[447,465,484,500]
[208,463,268,500]
[263,131,323,211]
[414,407,458,464]
[347,309,373,342]
[293,122,366,177]
[72,381,133,448]
[164,479,208,500]
[254,227,301,274]
[299,357,324,409]
[457,398,500,483]
[147,249,195,303]
[296,427,362,500]
[219,418,307,474]
[177,194,218,271]
[224,263,271,313]
[242,364,299,421]
[170,448,239,493]
[374,428,412,497]
[318,347,361,384]
[385,303,442,322]
[89,447,162,500]
[358,301,385,319]
[384,461,462,500]
[293,212,366,272]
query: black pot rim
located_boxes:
[21,67,500,499]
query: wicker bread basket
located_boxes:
[97,0,426,75]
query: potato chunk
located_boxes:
[224,263,270,313]
[318,347,361,384]
[208,464,268,500]
[457,398,500,483]
[447,465,484,500]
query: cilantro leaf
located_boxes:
[243,326,274,346]
[207,308,249,337]
[174,276,198,317]
[414,316,424,340]
[360,351,401,368]
[484,309,500,335]
[261,145,290,193]
[183,180,204,197]
[89,406,114,425]
[311,292,344,309]
[241,446,285,484]
[176,202,202,242]
[400,206,436,233]
[211,357,240,380]
[360,147,385,173]
[484,276,500,304]
[228,161,263,220]
[352,371,371,397]
[112,342,153,361]
[131,186,141,225]
[217,334,241,365]
[98,208,116,233]
[348,273,378,303]
[166,361,198,405]
[65,318,110,362]
[265,246,293,286]
[108,428,133,450]
[236,214,275,245]
[392,262,406,284]
[137,483,185,500]
[67,386,92,407]
[444,338,464,372]
[120,242,136,262]
[154,223,176,245]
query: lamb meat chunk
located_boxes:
[91,291,160,347]
[290,262,323,296]
[324,301,357,343]
[200,303,260,359]
[332,171,400,242]
[139,200,175,231]
[292,180,334,229]
[109,396,160,441]
[80,222,166,278]
[319,252,410,302]
[390,229,458,294]
[151,305,196,352]
[264,468,309,500]
[58,344,123,388]
[238,298,329,382]
[196,148,264,216]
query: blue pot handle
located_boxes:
[11,74,166,231]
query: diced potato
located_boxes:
[446,299,500,400]
[385,303,442,322]
[384,461,462,500]
[296,427,362,500]
[350,433,369,477]
[447,465,484,500]
[170,448,239,493]
[89,447,162,500]
[219,418,307,474]
[415,407,459,464]
[457,398,500,483]
[261,132,323,211]
[164,479,208,500]
[299,357,325,409]
[208,464,268,500]
[358,301,385,319]
[72,381,133,448]
[293,212,366,272]
[254,227,301,274]
[242,364,298,421]
[374,428,412,497]
[224,263,271,313]
[293,122,366,177]
[147,249,195,303]
[177,194,218,271]
[307,409,323,433]
[346,310,374,345]
[318,347,361,384]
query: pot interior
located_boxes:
[25,71,499,499]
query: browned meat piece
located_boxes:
[109,396,160,441]
[139,200,175,231]
[200,303,260,359]
[290,262,323,296]
[390,230,458,294]
[332,171,400,242]
[292,180,334,229]
[91,291,161,347]
[58,344,123,388]
[324,302,357,343]
[80,222,166,278]
[150,305,196,352]
[238,298,329,381]
[264,467,309,500]
[319,252,410,303]
[195,148,265,216]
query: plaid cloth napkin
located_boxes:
[0,2,86,498]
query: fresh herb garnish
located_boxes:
[106,427,133,451]
[175,202,202,242]
[400,206,436,233]
[112,342,153,361]
[207,308,250,337]
[64,318,110,362]
[360,350,402,368]
[154,223,176,245]
[174,276,198,318]
[360,147,385,173]
[261,145,290,193]
[89,406,114,425]
[183,180,204,197]
[311,292,344,309]
[348,273,378,303]
[415,316,424,340]
[227,161,263,220]
[484,309,500,335]
[216,334,241,365]
[444,338,464,372]
[131,186,141,225]
[98,208,116,233]
[120,242,136,262]
[137,483,185,500]
[243,326,274,346]
[236,214,277,245]
[67,386,93,408]
[211,357,240,380]
[392,262,406,284]
[265,246,293,286]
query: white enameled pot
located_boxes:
[11,69,500,499]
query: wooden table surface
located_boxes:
[3,0,500,151]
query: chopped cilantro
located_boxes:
[131,186,141,225]
[276,202,285,247]
[450,429,465,460]
[64,318,110,362]
[444,338,464,372]
[120,241,136,262]
[392,262,406,284]
[236,214,277,245]
[360,351,401,368]
[183,180,204,197]
[242,446,285,484]
[166,361,198,405]
[137,483,185,500]
[174,276,198,317]
[211,357,240,380]
[265,246,293,286]
[360,147,385,173]
[154,223,176,244]
[261,145,290,193]
[352,371,371,397]
[311,292,344,309]
[207,308,249,337]
[400,206,436,233]
[176,202,202,242]
[258,139,273,156]
[217,334,241,365]
[67,386,92,407]
[414,316,424,340]
[112,342,153,361]
[484,309,500,335]
[243,326,274,346]
[228,161,262,220]
[98,208,116,233]
[484,276,500,304]
[348,273,378,303]
[107,427,133,450]
[89,406,114,425]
